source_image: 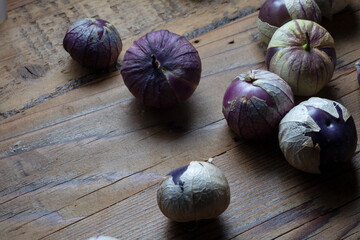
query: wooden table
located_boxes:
[1,0,360,239]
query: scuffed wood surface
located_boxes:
[0,0,360,239]
[0,0,262,119]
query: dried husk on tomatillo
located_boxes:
[222,70,294,139]
[256,0,321,44]
[314,0,348,19]
[266,20,336,96]
[157,161,230,222]
[278,97,357,174]
[63,18,122,69]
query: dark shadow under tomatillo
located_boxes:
[321,6,359,71]
[61,58,120,92]
[231,134,285,172]
[165,218,227,240]
[123,96,197,136]
[301,155,359,214]
[66,57,120,75]
[234,134,359,226]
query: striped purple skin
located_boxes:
[266,47,284,69]
[266,20,336,96]
[258,0,321,27]
[356,60,360,86]
[266,21,336,67]
[258,0,291,27]
[266,47,336,70]
[222,70,294,140]
[63,18,122,69]
[320,47,336,66]
[305,104,357,173]
[121,30,201,108]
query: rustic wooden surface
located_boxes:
[0,0,360,239]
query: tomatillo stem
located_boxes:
[244,71,257,83]
[303,31,311,51]
[151,55,160,68]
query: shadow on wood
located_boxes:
[322,6,360,71]
[165,217,227,240]
[123,95,198,134]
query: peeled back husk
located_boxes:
[222,70,294,139]
[256,0,321,45]
[278,97,357,174]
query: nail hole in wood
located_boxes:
[228,40,234,44]
[194,39,200,44]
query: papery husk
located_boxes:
[256,18,278,45]
[222,70,294,139]
[249,70,295,116]
[278,97,351,174]
[256,0,321,45]
[157,161,230,222]
[285,0,321,23]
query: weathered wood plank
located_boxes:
[0,0,263,120]
[0,0,360,239]
[0,120,240,239]
[1,31,360,240]
[0,11,264,142]
[2,7,360,148]
[7,0,36,11]
[37,144,360,240]
[277,198,360,239]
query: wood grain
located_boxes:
[0,0,263,120]
[0,0,360,239]
[7,0,35,11]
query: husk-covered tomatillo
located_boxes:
[222,69,294,139]
[278,97,357,174]
[157,160,230,222]
[63,18,122,69]
[266,20,336,96]
[256,0,321,44]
